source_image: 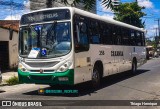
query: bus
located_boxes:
[18,7,146,87]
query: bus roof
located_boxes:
[21,7,145,32]
[72,7,145,32]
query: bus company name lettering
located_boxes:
[111,51,123,56]
[28,13,58,22]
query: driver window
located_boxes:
[74,15,89,52]
[79,22,88,45]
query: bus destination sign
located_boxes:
[20,9,70,25]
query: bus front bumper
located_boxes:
[18,69,74,85]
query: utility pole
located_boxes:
[155,18,160,38]
[154,28,158,50]
[154,19,160,54]
[154,28,158,37]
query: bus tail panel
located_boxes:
[18,69,74,85]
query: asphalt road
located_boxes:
[1,58,160,109]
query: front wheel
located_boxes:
[92,66,101,88]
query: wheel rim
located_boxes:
[92,68,99,84]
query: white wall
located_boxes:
[0,28,18,69]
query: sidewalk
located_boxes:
[0,72,18,85]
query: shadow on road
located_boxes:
[23,69,149,97]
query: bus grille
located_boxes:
[25,61,59,68]
[31,75,52,80]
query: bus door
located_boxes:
[73,17,91,84]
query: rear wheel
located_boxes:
[92,66,101,88]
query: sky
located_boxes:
[0,0,160,39]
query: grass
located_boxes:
[5,75,19,85]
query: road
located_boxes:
[1,58,160,109]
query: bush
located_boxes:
[5,76,19,85]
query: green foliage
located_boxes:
[101,0,114,10]
[5,76,19,85]
[48,0,146,28]
[61,0,96,11]
[113,2,146,28]
[47,0,114,11]
[83,0,96,11]
[146,39,157,49]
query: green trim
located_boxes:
[18,69,74,85]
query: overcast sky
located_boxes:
[0,0,160,39]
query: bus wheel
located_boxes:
[92,66,100,88]
[131,59,137,74]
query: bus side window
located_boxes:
[79,22,88,45]
[142,32,145,46]
[130,30,135,46]
[90,20,101,44]
[113,26,122,45]
[136,31,142,46]
[122,28,129,45]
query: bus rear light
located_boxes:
[58,77,68,81]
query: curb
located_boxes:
[0,72,19,86]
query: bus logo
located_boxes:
[40,69,44,73]
[2,101,11,106]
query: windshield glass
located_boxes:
[19,22,71,58]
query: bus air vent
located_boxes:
[25,61,59,68]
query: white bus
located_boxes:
[18,7,146,87]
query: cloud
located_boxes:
[146,24,158,37]
[24,0,30,9]
[101,14,114,19]
[153,9,160,13]
[138,0,154,8]
[4,14,21,20]
[152,25,158,28]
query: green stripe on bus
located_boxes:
[18,69,74,85]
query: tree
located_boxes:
[46,1,146,27]
[46,0,112,11]
[113,2,146,28]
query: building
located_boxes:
[0,20,19,71]
[30,0,96,14]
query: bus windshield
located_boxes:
[19,22,71,58]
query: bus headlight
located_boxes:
[57,61,72,72]
[18,63,28,72]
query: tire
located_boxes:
[92,65,101,88]
[131,59,137,74]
